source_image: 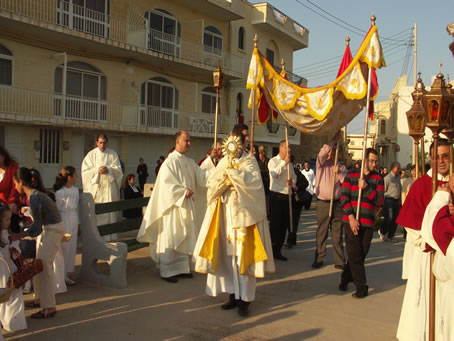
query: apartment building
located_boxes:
[0,0,308,187]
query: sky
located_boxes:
[249,0,454,135]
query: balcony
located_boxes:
[0,0,244,79]
[0,86,230,137]
[252,3,309,51]
[273,65,308,87]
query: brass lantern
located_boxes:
[406,75,427,178]
[213,65,224,91]
[406,76,427,139]
[424,71,453,134]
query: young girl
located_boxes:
[11,168,64,318]
[0,206,26,331]
[54,167,79,285]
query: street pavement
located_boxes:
[5,203,406,340]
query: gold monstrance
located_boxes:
[222,135,243,170]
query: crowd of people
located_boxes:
[0,125,452,340]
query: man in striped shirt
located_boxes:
[339,148,384,298]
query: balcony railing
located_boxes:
[54,94,107,121]
[0,0,244,76]
[0,87,233,135]
[273,65,307,86]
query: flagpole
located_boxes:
[249,35,258,154]
[355,64,373,221]
[280,59,294,234]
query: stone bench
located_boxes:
[78,193,150,288]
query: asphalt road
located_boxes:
[5,203,406,340]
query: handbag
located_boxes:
[12,254,43,289]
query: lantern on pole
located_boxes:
[212,65,224,149]
[441,80,454,175]
[406,75,427,178]
[425,69,453,194]
[422,67,454,341]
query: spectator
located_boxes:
[81,134,123,241]
[54,166,79,285]
[301,160,315,210]
[122,174,142,219]
[378,161,401,242]
[12,168,65,318]
[285,155,309,247]
[136,158,149,191]
[0,147,21,233]
[400,169,406,186]
[0,206,26,331]
[257,146,270,216]
[155,156,165,176]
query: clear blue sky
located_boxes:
[250,0,454,134]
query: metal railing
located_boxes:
[0,86,234,135]
[0,0,244,75]
[273,65,307,86]
[54,94,107,121]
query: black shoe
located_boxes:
[352,286,368,298]
[177,273,193,278]
[312,261,324,269]
[221,294,237,310]
[237,300,250,317]
[334,264,344,270]
[338,282,348,292]
[274,254,288,261]
[161,276,178,283]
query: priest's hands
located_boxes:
[449,203,454,216]
[348,214,360,235]
[98,166,108,174]
[185,189,193,198]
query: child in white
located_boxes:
[0,207,26,331]
[54,166,79,285]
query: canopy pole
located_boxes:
[356,66,373,221]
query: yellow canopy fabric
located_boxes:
[247,25,386,136]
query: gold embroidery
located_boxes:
[351,79,359,89]
[316,98,324,110]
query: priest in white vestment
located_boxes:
[137,130,208,283]
[81,134,123,241]
[193,130,275,317]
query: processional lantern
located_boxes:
[405,75,427,178]
[441,78,454,175]
[212,65,224,148]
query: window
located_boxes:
[0,44,12,86]
[380,120,386,135]
[145,9,181,56]
[54,62,107,121]
[266,48,275,66]
[140,77,178,128]
[238,27,244,50]
[56,0,110,37]
[40,128,60,164]
[202,87,218,114]
[204,26,222,56]
[236,93,243,115]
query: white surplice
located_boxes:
[56,186,79,273]
[81,147,123,241]
[0,231,26,332]
[136,150,207,278]
[419,191,454,341]
[193,153,275,302]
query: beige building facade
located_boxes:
[0,0,308,187]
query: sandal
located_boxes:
[31,309,56,319]
[25,301,40,308]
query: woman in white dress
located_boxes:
[0,206,26,332]
[54,166,79,286]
